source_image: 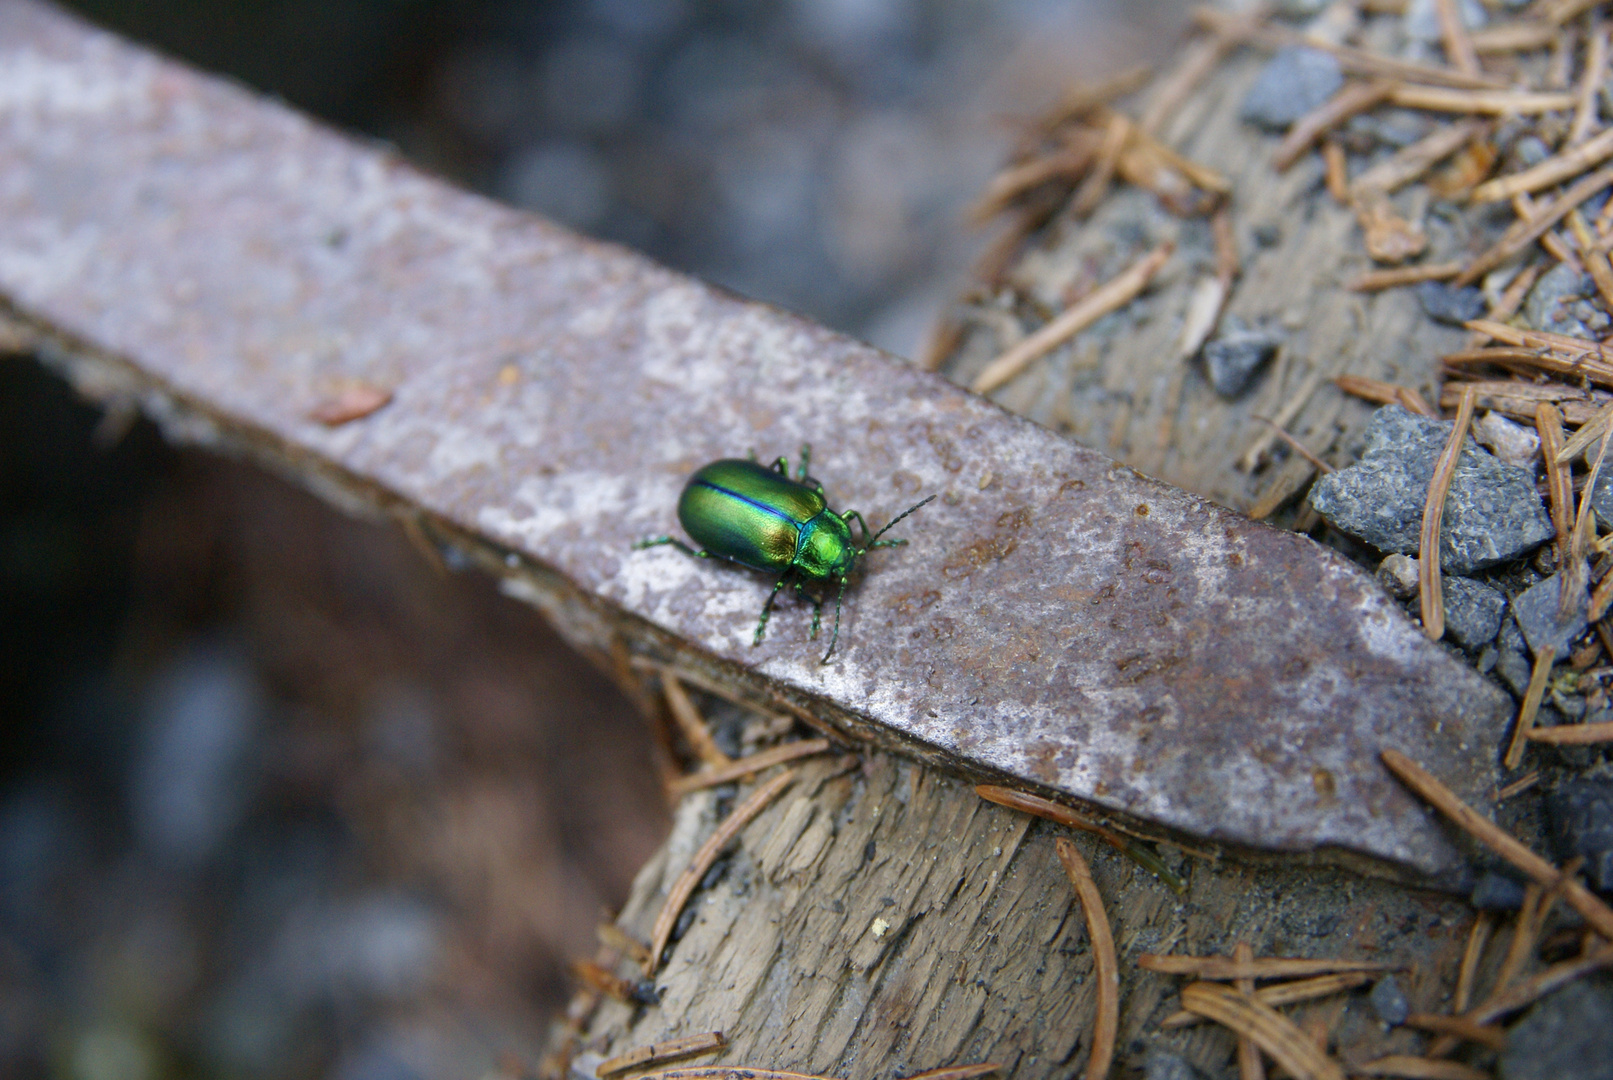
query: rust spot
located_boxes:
[893,590,942,616]
[941,534,1018,578]
[1134,503,1149,517]
[1114,652,1184,685]
[1312,767,1338,800]
[995,507,1032,531]
[1057,478,1087,496]
[1227,551,1245,568]
[308,382,392,425]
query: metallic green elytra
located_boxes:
[634,446,935,663]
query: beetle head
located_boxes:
[796,515,856,580]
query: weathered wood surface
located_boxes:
[941,25,1467,514]
[564,750,1475,1080]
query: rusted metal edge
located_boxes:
[0,0,1512,882]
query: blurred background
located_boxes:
[1,2,1181,1078]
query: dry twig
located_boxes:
[1433,0,1480,75]
[1334,374,1436,415]
[1419,386,1476,641]
[1349,262,1463,291]
[1457,164,1613,284]
[646,768,799,973]
[1527,720,1613,743]
[1056,839,1118,1080]
[897,1067,1003,1080]
[597,1034,728,1078]
[1380,748,1613,939]
[972,243,1173,395]
[1351,121,1489,198]
[1453,913,1494,1014]
[1352,1057,1487,1080]
[1178,983,1346,1080]
[1234,942,1265,1080]
[668,739,833,797]
[1139,956,1393,980]
[1570,18,1609,145]
[1477,128,1613,203]
[1159,973,1373,1028]
[1389,85,1575,114]
[1402,1012,1506,1051]
[1273,80,1395,171]
[664,672,732,770]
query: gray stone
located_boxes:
[1417,281,1487,326]
[1589,469,1613,531]
[1513,570,1589,660]
[1500,979,1613,1080]
[1471,870,1527,910]
[1525,263,1610,340]
[1473,411,1539,471]
[1442,576,1506,649]
[1310,405,1555,573]
[1143,1049,1209,1080]
[1202,323,1281,398]
[1378,553,1419,598]
[1370,975,1410,1025]
[1406,0,1487,41]
[1545,779,1613,892]
[1241,47,1343,130]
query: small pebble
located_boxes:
[1377,553,1419,598]
[1417,281,1487,326]
[1512,571,1589,661]
[1405,0,1487,41]
[1143,1049,1209,1080]
[1369,975,1410,1026]
[1309,405,1554,574]
[1525,263,1609,339]
[1587,469,1613,531]
[1499,980,1613,1080]
[1442,576,1506,649]
[1201,322,1281,398]
[1472,411,1539,471]
[1240,46,1343,130]
[1470,869,1527,911]
[1544,779,1613,892]
[1512,134,1552,168]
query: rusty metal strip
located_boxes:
[0,0,1511,880]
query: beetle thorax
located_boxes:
[794,512,855,580]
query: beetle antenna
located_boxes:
[861,494,937,553]
[821,576,849,664]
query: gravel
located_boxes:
[1369,975,1410,1026]
[1500,979,1613,1080]
[1309,405,1555,573]
[1512,570,1590,660]
[1545,779,1613,892]
[1417,280,1487,326]
[1240,46,1343,130]
[1442,576,1506,649]
[1202,322,1281,398]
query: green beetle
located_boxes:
[635,446,934,663]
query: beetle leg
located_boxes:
[842,509,873,547]
[753,572,791,646]
[796,443,812,482]
[770,455,790,476]
[634,535,706,558]
[821,576,849,664]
